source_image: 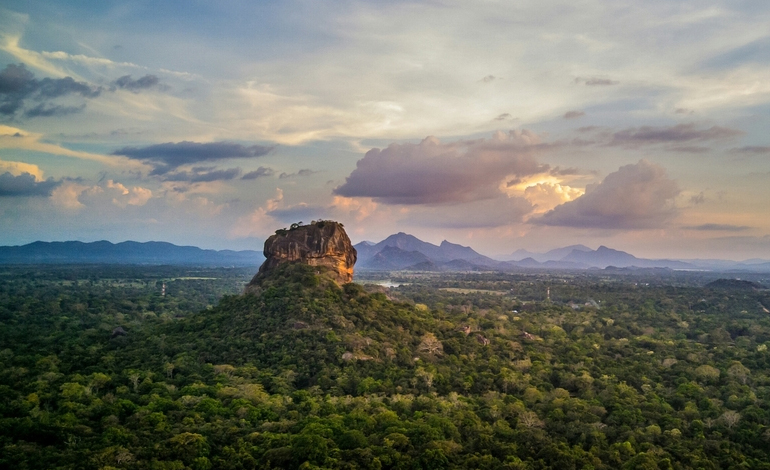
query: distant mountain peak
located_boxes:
[358,232,498,270]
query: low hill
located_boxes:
[705,278,763,290]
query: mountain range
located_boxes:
[0,241,263,266]
[506,244,593,263]
[355,233,770,272]
[1,236,769,272]
[355,233,501,270]
[354,233,687,271]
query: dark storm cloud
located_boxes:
[112,75,161,92]
[334,131,548,205]
[575,77,619,86]
[609,123,742,146]
[163,167,242,183]
[242,167,275,180]
[685,224,751,232]
[111,141,274,174]
[0,172,61,197]
[563,110,585,119]
[0,64,101,119]
[533,160,680,229]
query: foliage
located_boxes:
[2,264,770,469]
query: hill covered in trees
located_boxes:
[2,264,770,469]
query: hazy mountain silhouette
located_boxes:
[508,245,592,262]
[562,246,694,269]
[355,233,500,270]
[356,234,705,271]
[0,241,263,266]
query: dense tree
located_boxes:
[1,263,770,468]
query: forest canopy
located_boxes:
[1,264,770,469]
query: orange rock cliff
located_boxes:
[247,220,357,288]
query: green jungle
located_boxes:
[2,263,770,469]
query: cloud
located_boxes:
[669,145,710,153]
[0,159,44,180]
[685,223,751,232]
[575,77,618,86]
[51,179,153,209]
[278,169,318,179]
[51,181,88,209]
[689,192,705,205]
[163,167,242,183]
[267,203,319,223]
[229,188,285,238]
[609,123,742,147]
[549,166,586,176]
[38,50,143,70]
[524,182,583,214]
[334,131,548,205]
[533,160,680,229]
[242,166,275,180]
[104,180,153,207]
[700,36,770,70]
[731,146,770,154]
[481,75,497,83]
[0,171,60,197]
[563,110,585,119]
[0,124,116,165]
[24,103,86,118]
[35,76,101,99]
[0,63,35,95]
[494,113,512,121]
[261,192,529,233]
[111,141,273,174]
[403,195,533,229]
[112,75,161,92]
[230,190,390,240]
[0,63,101,118]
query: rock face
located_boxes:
[249,221,357,286]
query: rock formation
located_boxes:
[248,220,357,287]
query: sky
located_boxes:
[1,0,769,261]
